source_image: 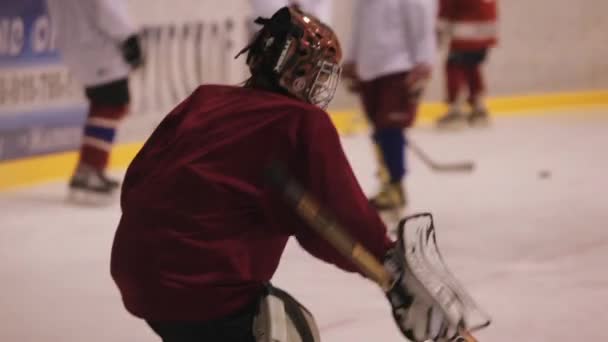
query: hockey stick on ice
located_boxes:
[408,140,475,173]
[264,161,480,342]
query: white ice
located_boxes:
[1,108,607,341]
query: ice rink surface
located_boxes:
[1,108,607,342]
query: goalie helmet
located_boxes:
[238,6,342,109]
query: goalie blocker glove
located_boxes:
[383,213,491,342]
[384,249,458,342]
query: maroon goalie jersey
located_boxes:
[110,85,392,321]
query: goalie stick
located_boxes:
[265,161,489,342]
[408,140,475,173]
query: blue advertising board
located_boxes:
[0,0,86,162]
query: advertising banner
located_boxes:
[0,0,85,161]
[0,0,247,162]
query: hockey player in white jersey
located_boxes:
[343,0,438,214]
[46,0,143,202]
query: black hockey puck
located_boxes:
[538,170,551,179]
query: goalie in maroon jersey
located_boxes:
[110,6,459,342]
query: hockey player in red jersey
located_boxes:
[111,7,460,342]
[436,0,498,128]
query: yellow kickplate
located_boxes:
[0,142,143,191]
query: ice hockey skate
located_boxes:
[68,164,120,205]
[369,181,407,226]
[436,110,468,130]
[468,108,490,127]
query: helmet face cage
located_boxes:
[308,60,341,109]
[280,9,342,109]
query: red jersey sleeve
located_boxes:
[282,109,393,274]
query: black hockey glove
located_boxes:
[121,35,143,69]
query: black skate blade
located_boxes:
[436,119,468,130]
[469,118,490,128]
[67,188,117,207]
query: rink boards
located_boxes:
[1,0,608,190]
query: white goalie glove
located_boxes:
[385,250,457,341]
[383,213,491,342]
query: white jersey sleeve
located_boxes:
[345,0,362,63]
[347,0,437,81]
[95,0,137,42]
[402,0,438,65]
[46,0,133,86]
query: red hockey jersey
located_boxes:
[110,85,392,321]
[439,0,498,50]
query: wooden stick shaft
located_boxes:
[281,180,393,291]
